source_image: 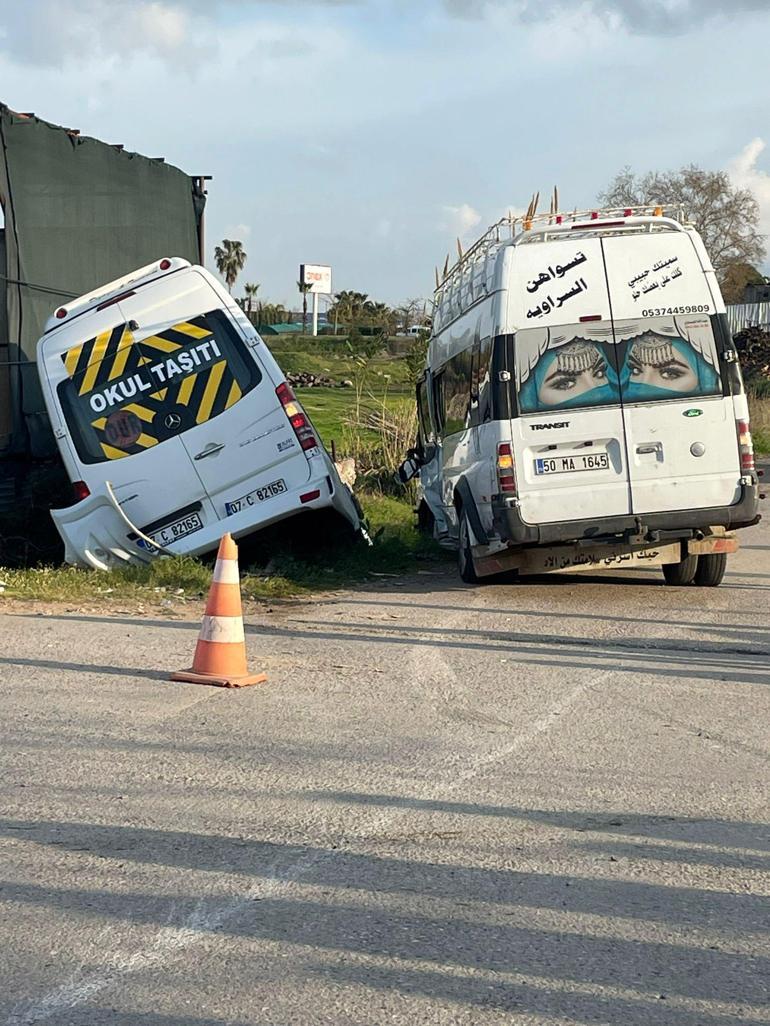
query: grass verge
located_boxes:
[0,494,446,608]
[749,395,770,455]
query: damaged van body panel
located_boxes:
[50,482,161,571]
[38,258,362,569]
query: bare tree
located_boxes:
[599,165,765,287]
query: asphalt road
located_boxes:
[1,519,769,1025]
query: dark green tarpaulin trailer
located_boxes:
[0,104,206,457]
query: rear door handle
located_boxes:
[636,442,662,455]
[194,443,225,460]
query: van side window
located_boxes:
[471,338,493,426]
[441,349,473,435]
[58,308,261,464]
[416,377,433,441]
[432,370,446,436]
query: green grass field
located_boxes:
[0,494,445,605]
[264,335,413,390]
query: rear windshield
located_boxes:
[515,314,722,414]
[58,308,261,464]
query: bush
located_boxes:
[342,395,418,497]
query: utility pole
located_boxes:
[191,175,213,264]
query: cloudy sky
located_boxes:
[1,0,770,307]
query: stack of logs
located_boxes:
[287,372,353,389]
[734,326,770,382]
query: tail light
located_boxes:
[96,289,136,311]
[737,419,755,472]
[73,481,91,502]
[497,442,517,495]
[300,489,321,504]
[276,382,318,452]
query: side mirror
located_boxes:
[397,457,421,484]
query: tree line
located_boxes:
[213,241,429,333]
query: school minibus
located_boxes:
[37,258,362,570]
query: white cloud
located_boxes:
[0,0,197,65]
[443,0,765,35]
[727,138,770,246]
[135,2,190,53]
[227,223,252,240]
[439,203,482,238]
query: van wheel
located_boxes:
[662,552,698,586]
[694,552,728,587]
[458,510,479,584]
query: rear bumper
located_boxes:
[53,458,361,571]
[492,477,760,547]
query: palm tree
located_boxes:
[214,239,247,293]
[297,280,313,333]
[243,282,260,313]
[328,290,372,332]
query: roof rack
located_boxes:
[434,203,687,294]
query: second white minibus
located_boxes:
[400,208,760,586]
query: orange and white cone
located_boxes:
[171,533,267,689]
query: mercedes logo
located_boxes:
[164,413,182,430]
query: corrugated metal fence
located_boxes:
[726,302,770,335]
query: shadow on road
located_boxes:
[1,813,768,1026]
[13,611,770,689]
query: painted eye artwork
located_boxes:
[626,334,698,392]
[621,331,719,401]
[539,340,609,405]
[518,323,721,413]
[518,338,620,412]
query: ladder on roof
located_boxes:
[434,202,688,294]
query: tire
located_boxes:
[694,552,728,588]
[662,552,698,586]
[457,509,479,584]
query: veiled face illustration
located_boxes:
[626,333,698,393]
[537,340,608,407]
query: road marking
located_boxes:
[9,654,595,1024]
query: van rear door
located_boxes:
[602,233,739,514]
[116,275,312,519]
[508,237,631,525]
[45,303,215,548]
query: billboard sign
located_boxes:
[300,264,332,294]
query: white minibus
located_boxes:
[400,208,760,586]
[37,258,362,570]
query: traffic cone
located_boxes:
[171,533,267,688]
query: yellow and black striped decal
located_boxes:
[62,316,246,461]
[63,322,140,395]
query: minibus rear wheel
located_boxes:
[662,552,698,586]
[458,509,479,584]
[694,552,728,587]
